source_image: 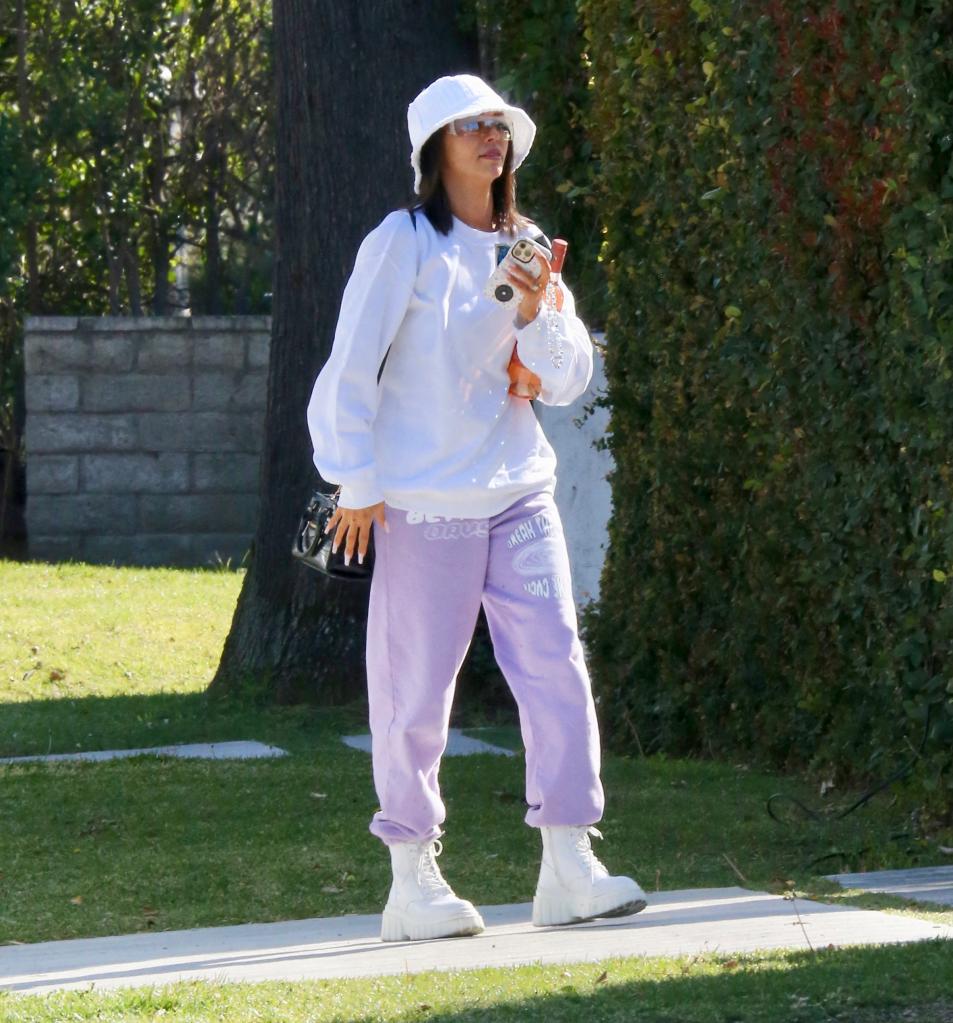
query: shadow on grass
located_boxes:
[0,667,523,761]
[0,689,371,760]
[344,941,952,1023]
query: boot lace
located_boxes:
[571,826,610,880]
[416,839,453,895]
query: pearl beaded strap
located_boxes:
[543,279,564,370]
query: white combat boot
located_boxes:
[380,838,485,942]
[532,826,648,927]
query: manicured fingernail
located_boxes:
[343,553,351,566]
[358,552,364,565]
[331,543,339,553]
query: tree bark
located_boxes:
[202,121,224,314]
[120,234,143,316]
[147,122,171,316]
[210,1,478,703]
[16,0,41,314]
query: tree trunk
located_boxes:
[148,122,171,316]
[203,121,223,314]
[120,234,143,316]
[16,0,40,314]
[210,1,478,703]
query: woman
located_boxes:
[306,73,647,943]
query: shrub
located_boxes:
[580,0,953,814]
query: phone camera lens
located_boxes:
[495,284,514,303]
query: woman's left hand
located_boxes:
[507,252,551,324]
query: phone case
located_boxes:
[484,238,547,308]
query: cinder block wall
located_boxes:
[24,316,270,568]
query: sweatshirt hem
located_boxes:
[381,479,556,520]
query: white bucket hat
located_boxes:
[407,73,536,194]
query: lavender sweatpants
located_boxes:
[366,489,605,846]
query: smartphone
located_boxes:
[484,238,549,308]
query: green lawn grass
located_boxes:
[1,558,952,1018]
[1,560,235,705]
[2,943,952,1022]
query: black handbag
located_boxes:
[291,486,374,581]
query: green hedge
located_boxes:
[580,0,953,812]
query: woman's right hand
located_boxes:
[325,501,387,565]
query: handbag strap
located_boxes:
[376,207,421,385]
[525,222,552,256]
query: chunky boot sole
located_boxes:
[380,906,485,942]
[532,890,648,927]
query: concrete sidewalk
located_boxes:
[3,887,951,995]
[826,866,953,908]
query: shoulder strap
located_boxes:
[376,209,420,384]
[524,222,552,257]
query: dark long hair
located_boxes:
[412,127,528,236]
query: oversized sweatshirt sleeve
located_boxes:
[306,212,417,509]
[512,278,594,406]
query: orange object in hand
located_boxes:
[507,238,568,399]
[507,349,542,399]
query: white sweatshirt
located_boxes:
[306,209,593,519]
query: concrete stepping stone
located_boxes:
[342,728,515,757]
[0,741,288,766]
[2,887,950,995]
[826,866,953,907]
